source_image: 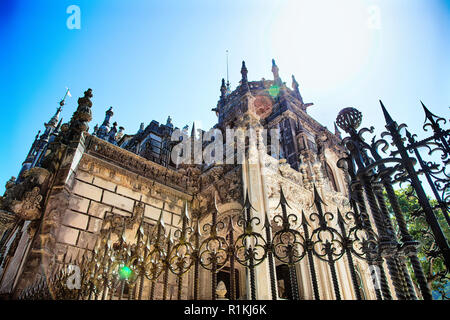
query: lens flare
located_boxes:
[269,85,280,98]
[119,265,132,279]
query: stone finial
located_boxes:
[216,281,227,299]
[166,116,173,127]
[272,59,280,80]
[138,122,145,133]
[64,88,93,143]
[220,78,227,99]
[240,61,250,92]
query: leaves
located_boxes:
[385,186,449,299]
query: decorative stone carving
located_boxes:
[0,168,50,221]
[64,88,93,143]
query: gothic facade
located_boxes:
[0,60,393,300]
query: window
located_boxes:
[325,162,338,192]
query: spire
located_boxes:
[240,61,250,92]
[226,50,231,93]
[272,59,282,86]
[166,116,173,128]
[220,78,227,99]
[55,118,63,133]
[334,122,342,139]
[138,122,145,133]
[291,75,304,104]
[46,106,63,129]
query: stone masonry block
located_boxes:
[92,176,117,192]
[75,170,94,183]
[68,195,90,213]
[72,180,102,202]
[88,201,111,219]
[62,210,89,230]
[88,217,103,233]
[116,185,141,201]
[57,226,79,246]
[102,190,134,212]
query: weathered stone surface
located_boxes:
[87,217,103,233]
[172,214,181,227]
[88,201,111,219]
[77,231,97,250]
[102,190,134,212]
[116,185,141,201]
[68,195,90,213]
[142,194,164,208]
[92,176,116,192]
[112,207,132,217]
[57,226,79,246]
[75,170,94,184]
[144,204,162,221]
[62,210,89,230]
[72,180,102,201]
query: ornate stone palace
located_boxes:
[0,59,395,300]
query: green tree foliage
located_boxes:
[384,186,449,299]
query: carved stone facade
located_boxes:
[0,61,389,300]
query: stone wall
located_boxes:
[53,144,192,299]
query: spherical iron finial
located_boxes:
[336,107,362,133]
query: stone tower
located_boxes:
[0,61,382,300]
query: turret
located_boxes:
[107,122,118,144]
[97,107,114,139]
[240,61,250,93]
[166,116,173,128]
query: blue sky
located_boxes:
[0,0,449,194]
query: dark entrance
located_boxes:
[217,267,240,299]
[276,264,296,300]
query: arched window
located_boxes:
[325,162,338,192]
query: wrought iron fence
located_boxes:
[18,102,449,301]
[335,101,449,300]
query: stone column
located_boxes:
[240,128,276,300]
